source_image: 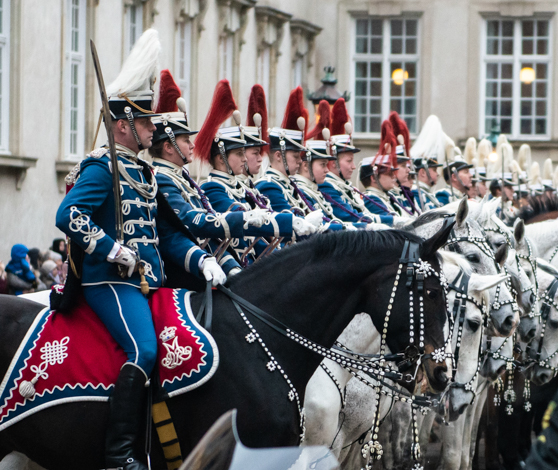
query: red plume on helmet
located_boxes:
[155,69,181,113]
[281,86,308,136]
[374,120,397,168]
[194,79,237,162]
[307,100,331,140]
[247,84,269,151]
[331,98,350,136]
[388,111,410,156]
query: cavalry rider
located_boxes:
[388,112,419,216]
[149,70,269,279]
[411,156,443,211]
[236,84,273,210]
[359,120,407,226]
[56,31,225,470]
[254,86,324,233]
[435,157,473,206]
[317,98,380,224]
[197,80,315,265]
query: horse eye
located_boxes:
[467,319,481,332]
[466,254,480,263]
[530,293,537,304]
[426,289,438,299]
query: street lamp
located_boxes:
[307,66,350,116]
[391,68,409,86]
[520,67,536,85]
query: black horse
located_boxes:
[0,227,453,469]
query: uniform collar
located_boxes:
[293,174,317,190]
[418,180,433,193]
[266,167,291,185]
[450,185,464,199]
[365,186,391,202]
[152,158,184,174]
[209,169,237,185]
[326,171,347,185]
[113,143,138,160]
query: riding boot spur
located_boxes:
[105,363,150,470]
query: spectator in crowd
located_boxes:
[0,261,7,294]
[51,238,67,262]
[5,244,37,295]
[27,248,42,270]
[39,260,59,289]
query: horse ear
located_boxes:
[469,273,508,293]
[456,196,468,227]
[514,218,525,245]
[495,243,508,268]
[537,258,558,277]
[421,218,456,258]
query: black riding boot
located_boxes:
[105,363,149,470]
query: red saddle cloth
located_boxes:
[0,288,219,431]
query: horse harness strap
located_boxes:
[152,401,183,470]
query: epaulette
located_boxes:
[88,147,109,159]
[65,162,82,187]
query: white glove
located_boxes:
[243,209,269,229]
[201,257,227,286]
[228,267,242,278]
[293,216,317,237]
[344,224,358,231]
[392,216,408,227]
[305,210,324,228]
[107,245,137,277]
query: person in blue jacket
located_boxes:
[149,70,267,276]
[56,31,225,470]
[317,98,380,224]
[195,80,316,265]
[5,244,37,295]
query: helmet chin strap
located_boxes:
[165,127,188,165]
[124,106,144,151]
[452,167,470,192]
[218,141,233,175]
[244,161,252,177]
[280,139,290,176]
[306,152,315,182]
[332,145,345,180]
[373,168,389,193]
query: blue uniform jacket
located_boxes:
[361,187,397,226]
[435,187,465,206]
[255,168,307,216]
[411,182,440,211]
[56,146,206,289]
[318,173,379,224]
[201,170,293,263]
[153,159,243,274]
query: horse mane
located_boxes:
[229,230,425,285]
[407,210,447,229]
[519,194,558,223]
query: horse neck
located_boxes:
[231,243,395,394]
[525,220,558,259]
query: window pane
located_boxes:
[370,99,381,114]
[369,117,381,132]
[371,62,382,78]
[406,117,416,133]
[536,63,547,79]
[370,80,382,96]
[501,63,513,79]
[355,98,366,114]
[356,38,367,54]
[391,20,403,36]
[501,100,512,116]
[503,21,514,36]
[391,38,402,54]
[487,39,498,55]
[521,82,533,98]
[355,62,367,78]
[371,38,382,53]
[535,119,546,134]
[371,19,382,35]
[356,80,367,96]
[521,100,532,116]
[502,39,513,55]
[536,82,547,98]
[355,116,366,133]
[486,100,498,115]
[536,100,546,116]
[406,62,416,78]
[404,98,416,115]
[537,39,548,55]
[501,82,512,98]
[487,21,499,37]
[522,20,534,37]
[499,119,511,133]
[521,119,532,134]
[486,82,497,97]
[391,81,402,97]
[406,38,416,54]
[390,99,402,113]
[356,19,368,35]
[486,63,498,79]
[406,80,416,97]
[406,20,417,36]
[538,21,549,37]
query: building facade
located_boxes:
[1,0,558,260]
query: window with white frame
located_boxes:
[293,56,303,88]
[125,2,143,56]
[482,19,551,138]
[219,34,234,82]
[353,18,419,134]
[64,0,85,160]
[176,20,192,106]
[0,0,10,153]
